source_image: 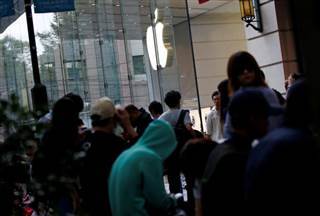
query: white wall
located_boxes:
[244,0,297,94]
[190,1,247,107]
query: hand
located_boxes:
[115,108,130,125]
[116,108,138,139]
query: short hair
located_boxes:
[148,101,163,115]
[164,90,181,108]
[52,97,78,127]
[125,104,139,113]
[64,92,84,113]
[211,91,219,100]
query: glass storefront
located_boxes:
[0,0,247,130]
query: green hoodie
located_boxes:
[108,120,177,216]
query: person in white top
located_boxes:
[159,90,193,131]
[206,91,223,142]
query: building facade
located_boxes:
[0,0,303,130]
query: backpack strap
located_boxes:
[176,109,188,127]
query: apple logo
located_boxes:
[146,8,173,70]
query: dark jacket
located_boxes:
[136,108,153,137]
[201,134,253,216]
[81,131,127,216]
[245,127,319,215]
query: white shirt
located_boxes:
[206,107,223,142]
[159,108,192,127]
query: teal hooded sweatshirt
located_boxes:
[108,120,177,216]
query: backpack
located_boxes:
[174,110,193,150]
[165,110,193,170]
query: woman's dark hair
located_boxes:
[227,51,265,92]
[164,90,181,108]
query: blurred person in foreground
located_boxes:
[201,89,282,216]
[245,79,320,215]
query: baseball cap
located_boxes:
[228,88,283,119]
[91,97,116,121]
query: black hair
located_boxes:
[64,92,84,113]
[52,97,78,128]
[211,91,219,100]
[164,90,181,108]
[125,104,139,113]
[148,101,163,115]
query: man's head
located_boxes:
[164,90,181,109]
[148,101,163,119]
[228,89,280,139]
[125,104,141,126]
[64,92,84,114]
[91,97,117,131]
[211,91,220,110]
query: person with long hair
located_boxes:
[224,51,283,138]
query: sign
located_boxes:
[198,0,209,4]
[0,0,14,18]
[34,0,75,13]
[146,9,173,70]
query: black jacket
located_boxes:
[81,131,127,216]
[201,134,253,216]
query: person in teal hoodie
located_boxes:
[108,120,178,216]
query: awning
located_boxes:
[0,0,24,33]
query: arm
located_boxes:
[206,112,213,137]
[183,111,194,132]
[116,108,138,140]
[141,155,177,211]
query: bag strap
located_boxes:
[176,109,188,127]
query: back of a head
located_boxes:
[136,120,177,161]
[52,97,78,128]
[64,93,84,113]
[164,90,181,108]
[91,97,116,127]
[125,104,139,114]
[148,101,163,115]
[285,79,309,128]
[227,51,264,91]
[228,89,269,129]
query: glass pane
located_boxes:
[0,8,32,110]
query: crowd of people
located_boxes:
[0,50,317,216]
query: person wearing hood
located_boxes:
[108,120,178,216]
